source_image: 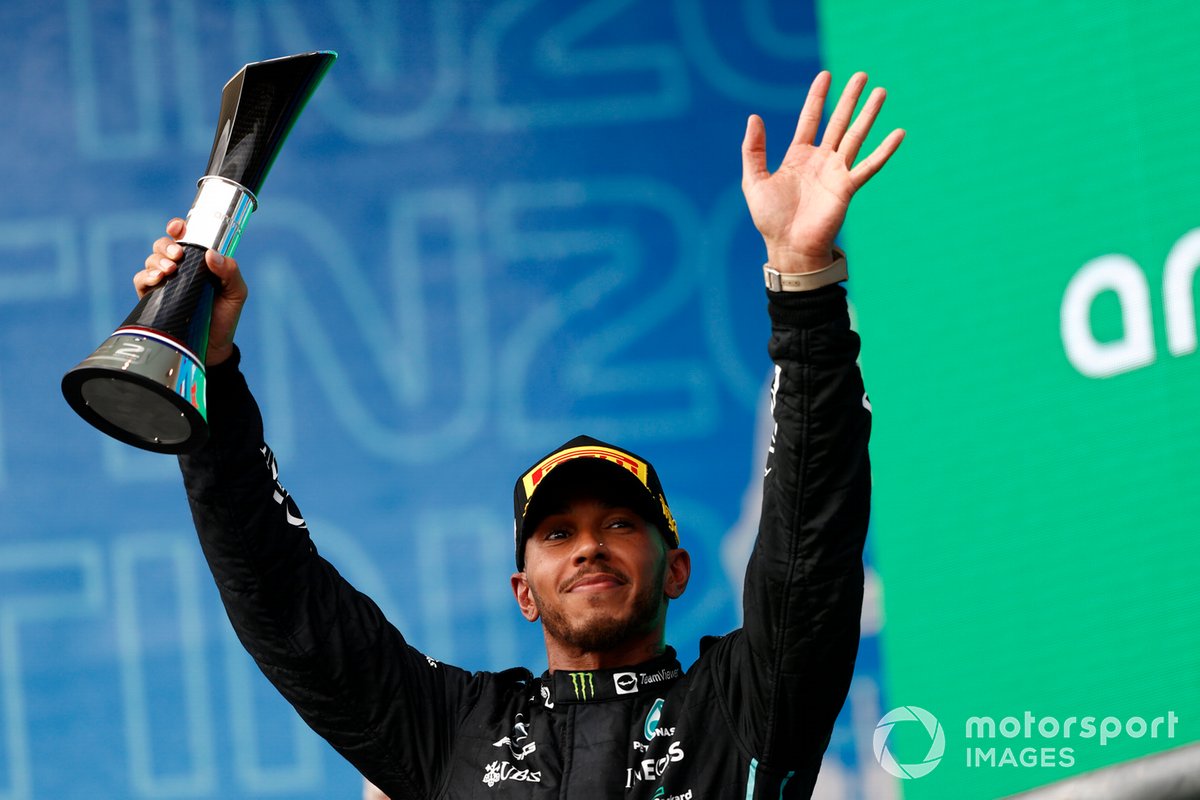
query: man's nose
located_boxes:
[572,529,607,563]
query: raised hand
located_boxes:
[742,71,905,275]
[135,218,248,367]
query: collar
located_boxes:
[544,648,683,704]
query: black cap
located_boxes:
[513,435,679,569]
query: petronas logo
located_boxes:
[569,672,595,700]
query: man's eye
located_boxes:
[606,518,633,530]
[544,529,569,541]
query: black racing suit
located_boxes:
[179,284,871,799]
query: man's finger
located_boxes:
[741,114,770,190]
[205,250,247,297]
[838,87,886,167]
[145,250,171,272]
[166,217,186,239]
[134,266,163,298]
[849,128,906,189]
[151,236,173,256]
[819,72,868,151]
[791,70,831,147]
[206,249,229,279]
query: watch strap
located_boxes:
[763,251,848,292]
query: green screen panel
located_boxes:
[818,1,1200,797]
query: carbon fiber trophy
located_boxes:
[62,51,336,453]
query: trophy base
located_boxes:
[61,329,208,454]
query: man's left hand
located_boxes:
[742,71,905,275]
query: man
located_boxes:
[138,71,902,798]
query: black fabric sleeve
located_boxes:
[715,284,872,774]
[178,348,476,800]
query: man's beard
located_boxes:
[531,570,666,653]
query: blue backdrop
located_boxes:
[0,2,889,797]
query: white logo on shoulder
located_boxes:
[493,713,537,761]
[482,761,542,787]
[261,446,307,529]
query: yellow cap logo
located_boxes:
[521,445,649,500]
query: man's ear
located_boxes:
[664,548,691,599]
[511,572,540,622]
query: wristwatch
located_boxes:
[763,250,848,292]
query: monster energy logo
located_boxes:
[569,672,595,700]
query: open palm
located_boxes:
[742,72,905,275]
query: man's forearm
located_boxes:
[738,282,872,762]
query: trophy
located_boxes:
[62,50,336,454]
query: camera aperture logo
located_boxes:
[873,706,946,779]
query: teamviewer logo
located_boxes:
[873,706,945,779]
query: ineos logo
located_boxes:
[625,741,685,787]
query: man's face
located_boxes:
[512,491,689,655]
